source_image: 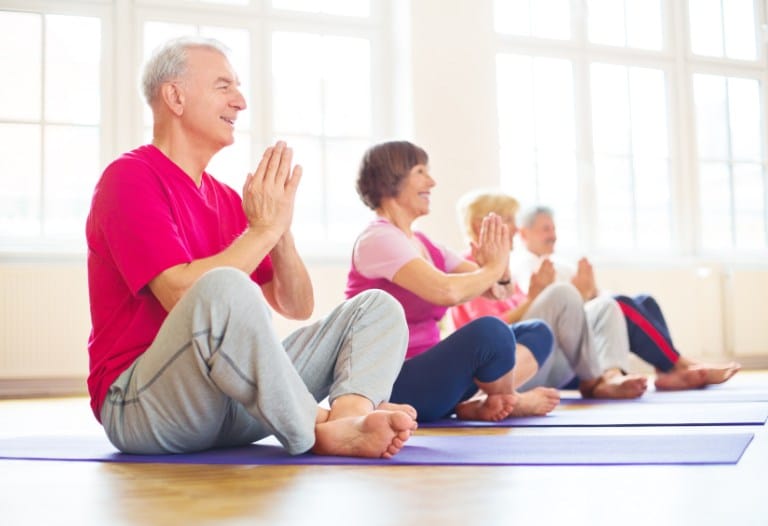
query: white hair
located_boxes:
[141,36,231,105]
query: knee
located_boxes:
[195,267,253,296]
[189,267,264,312]
[516,321,554,366]
[465,316,515,346]
[350,289,407,329]
[544,282,583,310]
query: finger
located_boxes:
[264,140,286,186]
[251,147,273,188]
[285,164,303,196]
[275,145,293,188]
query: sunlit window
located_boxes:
[694,75,765,251]
[272,0,370,17]
[494,0,570,40]
[689,0,757,60]
[591,64,670,250]
[494,0,766,256]
[272,32,373,246]
[0,11,101,244]
[496,54,579,251]
[587,0,663,50]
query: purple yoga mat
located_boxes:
[559,388,768,404]
[0,432,754,466]
[419,401,768,428]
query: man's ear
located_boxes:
[160,82,184,116]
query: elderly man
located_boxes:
[511,205,740,390]
[85,36,416,458]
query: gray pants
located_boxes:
[519,283,628,389]
[100,267,408,455]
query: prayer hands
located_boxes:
[242,141,303,238]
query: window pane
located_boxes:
[634,157,670,249]
[43,125,100,237]
[588,0,625,47]
[534,58,574,152]
[733,163,765,248]
[625,0,662,50]
[591,64,630,155]
[272,0,370,17]
[494,0,531,35]
[699,162,732,249]
[594,156,633,250]
[689,0,724,57]
[499,148,537,204]
[326,139,371,242]
[45,15,101,125]
[494,0,570,39]
[323,36,371,137]
[728,78,761,161]
[723,0,757,60]
[0,124,41,237]
[630,67,667,157]
[497,55,536,153]
[693,74,729,160]
[272,32,323,135]
[0,11,42,121]
[289,136,325,243]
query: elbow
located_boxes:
[433,285,466,308]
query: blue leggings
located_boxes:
[613,294,680,372]
[390,316,553,422]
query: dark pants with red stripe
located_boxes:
[613,294,680,372]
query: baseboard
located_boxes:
[0,377,87,399]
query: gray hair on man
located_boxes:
[518,205,554,229]
[141,36,231,105]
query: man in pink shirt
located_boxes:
[86,36,416,458]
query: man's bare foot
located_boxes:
[377,401,418,420]
[655,360,741,390]
[312,410,417,459]
[455,392,517,421]
[582,372,647,399]
[509,387,560,416]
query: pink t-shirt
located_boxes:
[85,145,273,420]
[345,218,463,358]
[449,250,527,329]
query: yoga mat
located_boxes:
[0,432,753,466]
[420,401,768,428]
[559,389,768,404]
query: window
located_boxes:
[1,0,391,258]
[0,10,101,248]
[494,0,767,257]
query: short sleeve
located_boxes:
[353,221,421,281]
[91,159,192,296]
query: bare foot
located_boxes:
[655,360,741,390]
[510,387,560,416]
[377,401,418,420]
[455,392,517,421]
[312,410,417,459]
[583,372,647,399]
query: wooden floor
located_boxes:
[1,371,767,526]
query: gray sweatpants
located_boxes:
[100,267,408,455]
[519,283,627,389]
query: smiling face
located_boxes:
[394,163,436,220]
[178,47,246,153]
